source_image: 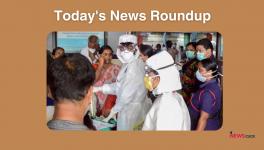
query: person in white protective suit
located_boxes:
[93,34,151,130]
[142,50,191,131]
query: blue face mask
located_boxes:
[195,70,207,82]
[196,70,218,82]
[186,51,195,59]
[196,52,206,61]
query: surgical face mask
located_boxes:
[186,50,195,59]
[144,75,159,91]
[195,70,207,82]
[120,50,134,62]
[195,70,218,82]
[196,52,206,61]
[89,48,96,53]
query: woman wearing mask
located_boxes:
[93,45,121,117]
[181,42,199,103]
[142,51,191,131]
[188,59,222,131]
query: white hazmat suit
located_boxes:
[94,34,151,130]
[142,51,191,131]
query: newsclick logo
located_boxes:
[229,131,256,139]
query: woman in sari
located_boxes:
[94,45,121,117]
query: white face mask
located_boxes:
[120,50,134,63]
[89,48,96,53]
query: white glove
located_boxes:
[102,109,117,123]
[93,86,103,93]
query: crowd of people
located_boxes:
[47,33,223,131]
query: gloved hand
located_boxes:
[102,109,117,123]
[93,86,103,93]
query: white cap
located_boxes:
[118,34,137,44]
[146,51,182,94]
[146,50,174,70]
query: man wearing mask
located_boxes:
[47,54,95,130]
[80,35,100,64]
[196,38,214,61]
[93,34,151,130]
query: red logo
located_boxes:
[229,131,255,139]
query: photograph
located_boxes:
[46,32,223,131]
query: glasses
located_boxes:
[118,43,136,52]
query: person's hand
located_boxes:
[102,109,111,118]
[98,57,105,68]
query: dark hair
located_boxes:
[83,114,96,130]
[196,38,214,50]
[186,42,197,49]
[99,45,113,55]
[47,50,53,87]
[139,44,154,58]
[47,50,53,68]
[52,47,64,55]
[200,59,218,76]
[151,69,159,75]
[166,40,173,48]
[156,44,161,49]
[88,35,98,43]
[48,53,95,102]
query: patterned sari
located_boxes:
[94,64,121,116]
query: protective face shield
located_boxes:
[146,51,182,95]
[116,34,140,63]
[186,50,196,59]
